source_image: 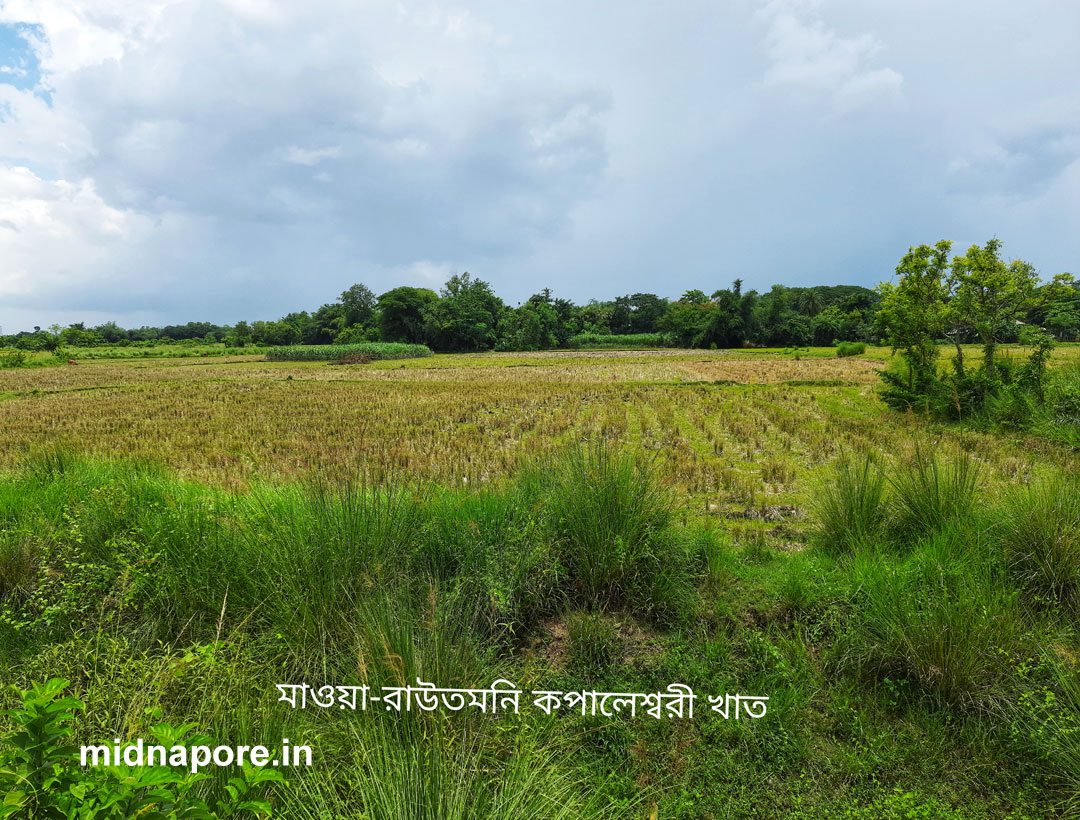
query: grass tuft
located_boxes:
[812,451,887,556]
[888,445,981,540]
[996,474,1080,606]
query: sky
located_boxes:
[0,0,1078,332]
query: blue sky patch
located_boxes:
[0,23,44,95]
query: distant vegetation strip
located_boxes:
[265,342,433,362]
[568,332,671,348]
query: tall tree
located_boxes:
[377,286,438,344]
[875,241,950,391]
[951,239,1038,375]
[340,283,377,328]
[424,273,503,351]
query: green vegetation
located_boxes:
[7,238,1076,358]
[836,341,867,357]
[0,678,284,818]
[877,238,1080,446]
[1,346,1078,817]
[567,332,671,349]
[264,342,433,362]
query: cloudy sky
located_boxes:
[0,0,1078,331]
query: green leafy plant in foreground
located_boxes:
[0,678,283,819]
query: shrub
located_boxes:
[0,350,27,369]
[812,451,887,556]
[540,444,689,615]
[265,343,432,362]
[0,678,283,819]
[888,446,981,541]
[835,341,867,357]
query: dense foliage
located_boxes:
[2,277,888,354]
[0,678,283,818]
[875,238,1080,445]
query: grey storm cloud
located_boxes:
[0,0,1078,331]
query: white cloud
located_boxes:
[0,165,149,300]
[756,0,903,112]
[0,0,609,324]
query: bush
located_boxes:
[0,678,283,819]
[813,451,888,556]
[539,444,691,617]
[995,475,1080,606]
[0,350,27,369]
[888,446,981,540]
[835,341,867,357]
[265,343,432,362]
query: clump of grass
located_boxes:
[414,488,558,638]
[835,341,867,358]
[328,719,604,820]
[838,544,1024,713]
[812,451,887,556]
[539,444,693,618]
[888,445,981,540]
[995,475,1080,606]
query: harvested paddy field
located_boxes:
[0,348,1059,496]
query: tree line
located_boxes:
[3,278,884,352]
[4,249,1077,354]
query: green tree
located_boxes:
[424,273,503,351]
[233,320,252,346]
[875,241,950,393]
[951,239,1039,376]
[1040,274,1079,341]
[627,293,668,334]
[377,286,438,344]
[340,283,377,327]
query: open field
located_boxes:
[2,345,1079,819]
[1,346,1074,494]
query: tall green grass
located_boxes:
[0,451,660,819]
[812,451,887,556]
[535,444,695,619]
[835,341,867,357]
[888,445,981,539]
[5,446,1080,816]
[566,333,671,349]
[995,475,1080,606]
[836,532,1025,713]
[265,343,433,362]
